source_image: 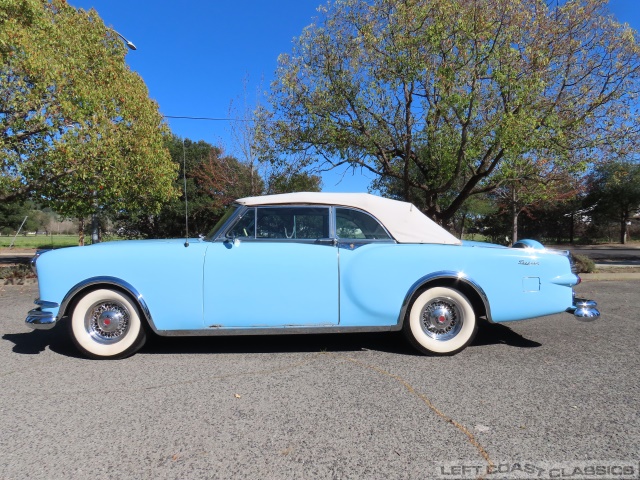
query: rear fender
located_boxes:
[398,271,492,325]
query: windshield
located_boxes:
[207,205,239,240]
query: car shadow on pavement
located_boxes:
[141,332,418,356]
[141,322,541,356]
[3,324,81,358]
[472,322,542,349]
[3,321,540,358]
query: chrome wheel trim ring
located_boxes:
[84,300,131,345]
[420,296,463,341]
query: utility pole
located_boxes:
[9,216,28,249]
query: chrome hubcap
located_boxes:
[420,297,463,341]
[85,301,130,344]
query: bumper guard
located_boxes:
[25,299,59,330]
[567,297,600,320]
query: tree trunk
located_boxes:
[511,188,518,244]
[91,213,100,244]
[458,211,467,239]
[620,215,627,244]
[569,211,575,244]
[78,217,85,246]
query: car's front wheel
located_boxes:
[70,288,147,359]
[403,286,477,355]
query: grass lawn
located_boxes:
[0,234,79,249]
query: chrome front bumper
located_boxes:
[25,300,59,330]
[26,308,57,329]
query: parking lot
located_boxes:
[1,279,638,479]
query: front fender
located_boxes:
[57,276,159,333]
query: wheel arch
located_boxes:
[59,276,158,333]
[398,271,492,326]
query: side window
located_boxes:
[257,207,329,239]
[336,208,391,240]
[226,208,256,238]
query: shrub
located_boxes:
[572,254,596,273]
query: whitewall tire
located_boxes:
[70,288,147,359]
[403,287,477,355]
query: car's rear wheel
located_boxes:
[403,286,477,355]
[70,288,146,359]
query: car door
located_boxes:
[334,207,401,327]
[203,206,339,328]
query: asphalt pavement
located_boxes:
[0,280,638,480]
[549,244,640,268]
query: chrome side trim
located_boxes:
[397,271,493,325]
[58,276,159,333]
[156,324,402,337]
[30,254,39,275]
[26,308,57,330]
[30,249,52,276]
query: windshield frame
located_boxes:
[206,204,242,241]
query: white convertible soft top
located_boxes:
[236,192,461,245]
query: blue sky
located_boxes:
[69,0,640,193]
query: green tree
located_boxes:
[1,0,177,243]
[264,170,322,195]
[488,157,583,242]
[115,133,322,239]
[191,144,265,213]
[259,0,640,224]
[0,199,51,234]
[586,160,640,244]
[0,198,30,235]
[115,136,261,239]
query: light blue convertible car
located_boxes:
[26,193,599,359]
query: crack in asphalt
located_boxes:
[324,352,495,478]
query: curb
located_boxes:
[581,272,640,281]
[2,278,38,286]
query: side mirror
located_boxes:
[224,235,240,248]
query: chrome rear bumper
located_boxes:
[567,297,600,320]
